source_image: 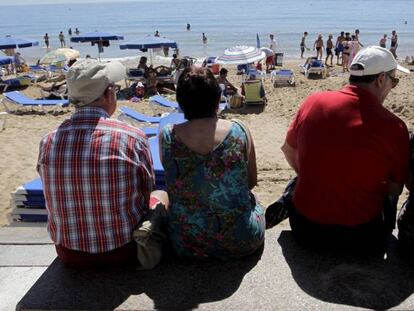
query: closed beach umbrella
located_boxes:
[120,36,178,64]
[70,31,124,60]
[0,56,14,66]
[215,46,266,65]
[0,36,39,50]
[40,48,80,65]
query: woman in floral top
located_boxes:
[159,67,265,260]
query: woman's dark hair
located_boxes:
[139,56,147,64]
[219,68,228,76]
[176,66,221,120]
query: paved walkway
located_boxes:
[2,225,414,310]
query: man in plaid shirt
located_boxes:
[37,59,168,268]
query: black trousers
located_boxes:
[286,179,396,252]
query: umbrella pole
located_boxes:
[150,49,153,66]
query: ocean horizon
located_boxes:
[0,0,413,62]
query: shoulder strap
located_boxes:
[232,119,251,161]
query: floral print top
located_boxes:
[160,121,265,260]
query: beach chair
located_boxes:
[125,68,145,87]
[300,57,327,78]
[242,80,266,105]
[237,64,249,75]
[271,69,295,87]
[2,91,69,112]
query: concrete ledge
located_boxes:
[0,245,55,267]
[0,227,51,244]
[16,229,414,310]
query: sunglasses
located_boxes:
[385,72,399,88]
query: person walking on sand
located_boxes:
[43,33,50,49]
[325,34,334,66]
[390,30,398,59]
[379,34,387,48]
[354,29,364,47]
[313,34,324,60]
[348,34,361,66]
[58,31,65,48]
[300,32,308,59]
[266,33,277,72]
[267,46,410,254]
[335,31,345,65]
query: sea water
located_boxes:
[0,0,413,61]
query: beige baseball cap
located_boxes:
[350,46,409,76]
[66,59,126,106]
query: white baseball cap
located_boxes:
[350,46,409,76]
[67,59,126,106]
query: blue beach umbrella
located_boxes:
[0,56,14,66]
[0,36,39,50]
[70,31,124,60]
[120,36,178,64]
[120,36,177,50]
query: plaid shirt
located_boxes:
[37,107,154,253]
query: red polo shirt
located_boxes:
[286,85,409,226]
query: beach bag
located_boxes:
[265,177,297,229]
[133,203,167,270]
[230,94,243,108]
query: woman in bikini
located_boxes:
[313,34,324,60]
[390,30,398,59]
[342,33,351,72]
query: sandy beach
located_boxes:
[0,60,413,226]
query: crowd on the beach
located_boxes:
[31,40,414,270]
[297,29,400,72]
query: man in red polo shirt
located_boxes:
[278,46,410,251]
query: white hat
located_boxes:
[67,59,126,106]
[137,82,144,87]
[350,46,409,76]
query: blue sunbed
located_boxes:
[2,91,69,111]
[119,106,162,123]
[149,95,180,110]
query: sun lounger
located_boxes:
[149,95,180,110]
[271,69,295,86]
[10,177,48,222]
[119,106,162,124]
[124,68,145,87]
[142,127,158,137]
[300,57,327,78]
[2,91,69,112]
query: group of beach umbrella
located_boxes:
[0,32,267,66]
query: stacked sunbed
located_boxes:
[10,110,187,222]
[10,178,47,222]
